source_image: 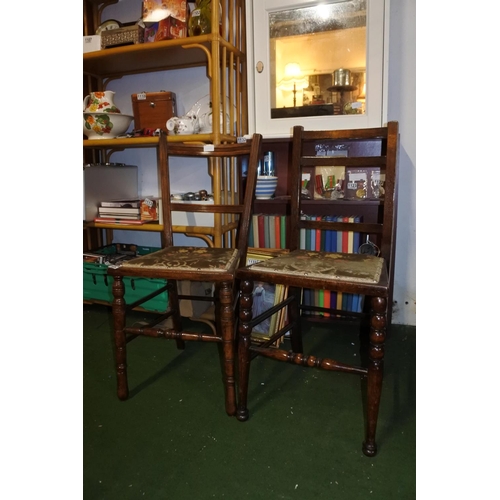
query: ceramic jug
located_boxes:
[83,91,121,113]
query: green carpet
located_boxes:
[84,304,416,499]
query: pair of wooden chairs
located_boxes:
[108,122,399,456]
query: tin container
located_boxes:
[333,68,352,86]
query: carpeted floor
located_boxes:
[83,304,415,499]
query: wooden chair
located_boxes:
[236,123,399,455]
[108,132,263,416]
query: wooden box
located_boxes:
[131,91,177,132]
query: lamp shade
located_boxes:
[278,63,309,91]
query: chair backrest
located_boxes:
[158,132,263,264]
[289,122,399,297]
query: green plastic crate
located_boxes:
[83,245,168,313]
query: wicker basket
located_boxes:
[101,25,145,48]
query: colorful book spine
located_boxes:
[252,214,260,247]
[274,215,281,249]
[257,215,265,248]
[280,216,287,249]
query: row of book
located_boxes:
[248,214,287,249]
[299,214,364,314]
[94,197,162,225]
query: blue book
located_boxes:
[324,215,332,252]
[346,293,353,311]
[352,293,358,313]
[310,219,316,251]
[353,215,361,253]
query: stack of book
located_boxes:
[94,197,161,225]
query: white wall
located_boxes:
[387,0,416,325]
[99,0,416,325]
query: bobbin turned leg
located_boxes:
[362,296,387,457]
[112,276,129,400]
[236,279,254,421]
[218,281,237,416]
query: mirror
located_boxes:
[269,0,367,119]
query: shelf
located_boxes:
[83,34,243,79]
[84,134,215,148]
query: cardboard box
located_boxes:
[143,0,187,23]
[171,199,215,227]
[131,91,177,132]
[155,16,187,40]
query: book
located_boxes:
[93,217,154,225]
[98,207,141,215]
[257,215,265,248]
[140,197,160,221]
[96,212,141,220]
[274,215,281,249]
[252,214,260,247]
[268,215,276,248]
[280,215,287,249]
[100,198,142,208]
[342,215,349,253]
[248,218,254,248]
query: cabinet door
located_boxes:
[246,0,388,137]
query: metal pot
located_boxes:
[333,68,351,86]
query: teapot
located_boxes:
[166,112,199,135]
[83,91,121,113]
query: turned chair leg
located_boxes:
[362,296,387,457]
[217,281,237,416]
[236,279,253,421]
[167,279,185,350]
[288,286,303,353]
[112,276,129,401]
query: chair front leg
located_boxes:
[167,279,185,350]
[236,279,254,421]
[218,281,237,416]
[112,276,129,401]
[362,296,387,457]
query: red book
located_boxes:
[257,215,265,248]
[316,216,322,251]
[342,216,349,253]
[275,215,281,249]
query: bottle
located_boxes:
[188,0,212,36]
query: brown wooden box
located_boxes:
[131,91,177,132]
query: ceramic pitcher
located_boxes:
[83,91,121,113]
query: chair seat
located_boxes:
[116,247,240,277]
[243,249,384,284]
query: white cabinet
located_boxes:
[246,0,389,137]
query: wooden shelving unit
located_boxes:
[83,0,249,248]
